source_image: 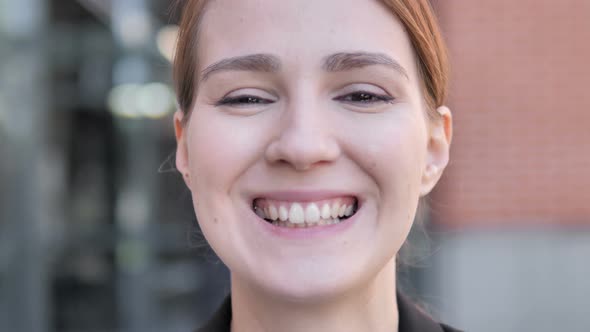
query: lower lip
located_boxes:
[249,204,361,241]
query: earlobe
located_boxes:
[420,106,453,197]
[174,111,191,188]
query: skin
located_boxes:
[174,0,452,331]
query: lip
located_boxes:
[249,190,359,203]
[245,190,363,241]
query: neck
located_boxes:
[230,257,399,332]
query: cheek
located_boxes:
[186,110,265,190]
[347,112,427,196]
[184,110,267,253]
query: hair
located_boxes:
[173,0,449,123]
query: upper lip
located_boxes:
[248,190,359,203]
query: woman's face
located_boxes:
[175,0,450,301]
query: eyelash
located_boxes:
[334,91,395,105]
[215,95,273,106]
[214,91,395,107]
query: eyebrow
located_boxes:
[200,51,409,82]
[201,54,281,82]
[322,52,409,80]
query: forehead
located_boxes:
[197,0,417,75]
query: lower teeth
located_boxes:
[271,218,342,228]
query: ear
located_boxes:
[420,106,453,197]
[174,111,192,188]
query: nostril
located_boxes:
[264,128,342,172]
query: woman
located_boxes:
[172,0,458,331]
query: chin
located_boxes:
[259,276,355,304]
[235,255,369,304]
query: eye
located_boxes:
[334,91,394,106]
[214,95,275,107]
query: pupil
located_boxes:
[356,93,371,101]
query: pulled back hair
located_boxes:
[173,0,449,123]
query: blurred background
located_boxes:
[0,0,588,331]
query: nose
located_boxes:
[265,100,341,171]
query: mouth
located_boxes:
[251,196,360,228]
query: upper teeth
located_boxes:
[254,198,357,224]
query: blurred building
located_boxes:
[1,1,228,332]
[428,1,590,331]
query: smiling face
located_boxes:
[175,0,451,302]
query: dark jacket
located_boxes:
[195,292,462,332]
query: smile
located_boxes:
[252,196,359,228]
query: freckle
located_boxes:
[368,161,377,171]
[213,218,219,224]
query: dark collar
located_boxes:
[397,292,461,332]
[196,291,461,332]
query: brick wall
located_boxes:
[430,0,590,227]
